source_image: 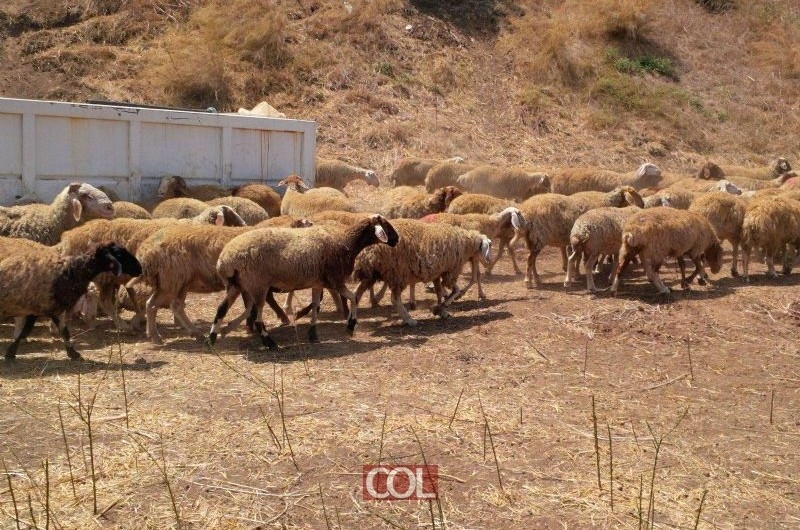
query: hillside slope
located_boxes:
[0,0,797,177]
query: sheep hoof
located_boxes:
[67,348,82,361]
[681,281,690,290]
[524,280,534,289]
[730,268,740,278]
[308,326,319,344]
[150,335,164,345]
[782,266,793,275]
[697,276,707,286]
[205,333,218,347]
[403,319,419,327]
[407,302,416,310]
[766,271,778,279]
[424,283,435,293]
[346,317,357,335]
[4,353,16,363]
[261,334,278,350]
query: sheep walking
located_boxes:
[550,163,661,195]
[378,186,462,219]
[353,219,492,326]
[446,193,516,215]
[610,209,723,296]
[424,162,477,192]
[420,207,524,274]
[740,196,800,281]
[688,192,747,277]
[570,186,644,210]
[698,158,792,181]
[0,240,141,360]
[0,183,114,245]
[456,166,550,201]
[232,183,282,217]
[565,206,640,292]
[516,194,588,288]
[205,197,270,225]
[316,158,380,189]
[208,215,399,349]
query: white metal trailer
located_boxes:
[0,97,316,205]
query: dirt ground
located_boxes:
[1,246,799,529]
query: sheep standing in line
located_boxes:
[446,193,516,215]
[279,174,358,217]
[378,186,463,219]
[256,215,314,228]
[208,215,399,348]
[232,183,282,217]
[516,193,589,288]
[353,219,491,326]
[0,183,114,245]
[550,163,661,195]
[420,207,524,274]
[206,197,269,225]
[570,186,644,210]
[644,189,696,209]
[151,198,247,226]
[156,175,228,201]
[390,156,465,186]
[316,158,380,189]
[456,166,550,201]
[698,158,792,181]
[610,209,723,296]
[113,201,152,219]
[0,240,141,360]
[425,162,478,192]
[740,196,800,281]
[688,192,747,277]
[565,206,640,293]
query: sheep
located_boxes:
[424,162,478,192]
[390,156,465,186]
[740,196,800,281]
[570,186,644,210]
[446,193,516,215]
[698,158,792,181]
[278,174,358,217]
[644,189,696,209]
[0,240,141,360]
[516,193,589,288]
[206,196,270,225]
[113,201,152,219]
[231,183,282,217]
[316,158,380,189]
[353,219,492,326]
[724,173,793,191]
[11,192,41,206]
[550,163,662,195]
[151,198,247,226]
[456,166,551,201]
[565,206,641,293]
[420,207,525,274]
[688,192,747,277]
[256,215,313,228]
[378,186,463,219]
[156,175,228,201]
[0,183,114,245]
[58,207,242,330]
[610,208,723,296]
[207,215,400,349]
[309,211,371,226]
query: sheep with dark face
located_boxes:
[0,183,115,245]
[208,215,399,349]
[0,240,141,360]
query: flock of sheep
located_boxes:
[0,154,797,360]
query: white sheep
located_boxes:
[688,192,747,277]
[377,186,463,219]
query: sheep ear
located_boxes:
[214,210,225,226]
[374,224,389,243]
[71,197,83,221]
[109,256,123,276]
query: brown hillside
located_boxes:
[0,0,797,177]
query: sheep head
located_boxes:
[528,173,551,196]
[364,170,380,187]
[498,206,525,230]
[775,157,792,175]
[713,179,742,195]
[368,214,399,247]
[704,241,724,274]
[95,243,142,278]
[633,163,662,189]
[447,156,465,164]
[697,161,724,180]
[68,183,114,221]
[278,174,309,192]
[442,186,463,208]
[617,186,644,208]
[157,175,187,199]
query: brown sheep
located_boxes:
[231,183,282,217]
[456,166,551,201]
[570,186,644,210]
[112,201,152,219]
[698,158,792,181]
[156,175,228,201]
[424,162,478,192]
[390,156,465,186]
[378,186,463,219]
[688,192,747,277]
[316,158,379,189]
[446,193,516,215]
[740,196,800,280]
[550,163,662,195]
[278,174,358,217]
[610,208,723,296]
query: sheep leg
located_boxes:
[327,287,348,317]
[144,290,173,344]
[52,314,81,360]
[247,290,279,350]
[171,294,202,337]
[610,253,635,295]
[486,241,505,276]
[690,256,708,286]
[431,278,451,318]
[392,288,418,327]
[644,259,671,296]
[339,286,359,335]
[355,279,375,307]
[98,281,132,331]
[560,246,569,272]
[475,258,486,299]
[307,288,323,344]
[507,240,523,274]
[295,289,324,320]
[207,285,242,346]
[730,239,740,277]
[677,256,690,289]
[765,254,778,278]
[585,254,600,293]
[5,315,37,361]
[524,245,543,289]
[267,290,291,326]
[741,245,751,282]
[283,291,295,320]
[371,282,388,307]
[408,284,417,310]
[564,249,580,289]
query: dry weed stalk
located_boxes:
[478,394,505,496]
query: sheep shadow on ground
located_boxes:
[241,334,431,364]
[0,356,167,380]
[408,0,522,39]
[365,307,514,340]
